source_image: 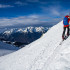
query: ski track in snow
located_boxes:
[29,39,66,70]
[43,40,65,70]
[28,46,46,70]
[29,41,62,70]
[29,33,69,70]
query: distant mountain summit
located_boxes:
[0,27,50,47]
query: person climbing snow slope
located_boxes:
[62,15,70,40]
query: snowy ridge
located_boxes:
[0,21,70,70]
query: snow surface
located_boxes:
[0,41,19,57]
[0,21,70,70]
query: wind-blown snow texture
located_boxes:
[0,21,70,70]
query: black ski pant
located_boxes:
[62,26,69,37]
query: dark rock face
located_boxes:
[0,32,43,47]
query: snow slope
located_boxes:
[0,21,70,70]
[0,41,19,57]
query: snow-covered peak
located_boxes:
[3,29,14,35]
[17,29,24,33]
[35,27,45,32]
[26,26,34,33]
[1,21,70,70]
[2,26,49,35]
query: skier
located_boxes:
[62,15,70,40]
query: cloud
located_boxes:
[0,4,14,8]
[0,15,40,27]
[15,1,28,6]
[41,5,61,16]
[51,9,60,16]
[0,14,62,27]
[27,0,39,2]
[41,4,70,18]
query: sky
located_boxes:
[0,0,70,27]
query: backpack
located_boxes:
[63,17,68,25]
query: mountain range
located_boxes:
[0,26,50,47]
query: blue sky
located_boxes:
[0,0,70,27]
